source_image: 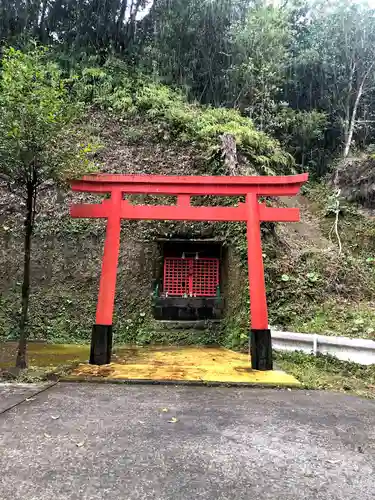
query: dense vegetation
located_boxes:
[0,47,96,366]
[1,0,375,366]
[2,0,375,175]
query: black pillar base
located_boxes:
[250,329,273,371]
[90,325,113,365]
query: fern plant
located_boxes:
[71,60,296,176]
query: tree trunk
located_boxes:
[127,0,139,46]
[116,0,128,34]
[343,62,375,158]
[16,181,34,369]
[343,85,362,158]
[343,61,356,153]
[38,0,48,42]
[220,133,239,175]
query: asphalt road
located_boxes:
[0,383,374,500]
[0,382,53,413]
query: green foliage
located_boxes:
[259,182,375,335]
[271,108,328,172]
[228,4,291,126]
[0,45,99,368]
[0,286,94,344]
[0,0,150,59]
[4,0,375,175]
[266,249,375,332]
[275,351,375,398]
[1,5,375,347]
[291,300,375,339]
[142,0,249,105]
[71,59,135,112]
[0,46,96,188]
[288,0,375,162]
[308,182,375,255]
[74,63,294,175]
[222,316,249,350]
[119,325,223,346]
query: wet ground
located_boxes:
[0,343,299,386]
[0,342,89,370]
[70,345,300,385]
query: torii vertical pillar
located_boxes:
[246,193,272,370]
[90,189,122,365]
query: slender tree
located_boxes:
[228,4,291,125]
[289,0,375,158]
[0,47,95,368]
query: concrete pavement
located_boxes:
[0,383,374,499]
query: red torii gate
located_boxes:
[70,173,308,370]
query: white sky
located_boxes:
[133,1,154,21]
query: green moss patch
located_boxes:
[0,342,89,373]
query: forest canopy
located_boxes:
[1,0,375,175]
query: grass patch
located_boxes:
[127,326,223,346]
[290,300,375,338]
[265,182,375,336]
[275,350,375,399]
[307,182,375,256]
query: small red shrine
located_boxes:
[70,173,308,370]
[163,257,219,298]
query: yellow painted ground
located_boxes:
[70,346,300,386]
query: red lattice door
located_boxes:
[163,257,219,297]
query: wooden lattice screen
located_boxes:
[163,257,219,297]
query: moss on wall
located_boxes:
[0,211,233,344]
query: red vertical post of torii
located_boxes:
[70,174,308,370]
[89,189,122,364]
[245,193,272,368]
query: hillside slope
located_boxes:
[1,76,375,346]
[267,184,375,338]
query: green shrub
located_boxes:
[71,61,294,176]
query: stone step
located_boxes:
[151,320,221,331]
[146,329,221,346]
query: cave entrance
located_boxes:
[153,240,225,321]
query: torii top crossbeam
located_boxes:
[72,173,307,195]
[71,174,307,222]
[70,173,308,370]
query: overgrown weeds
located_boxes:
[275,351,375,399]
[72,60,295,176]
